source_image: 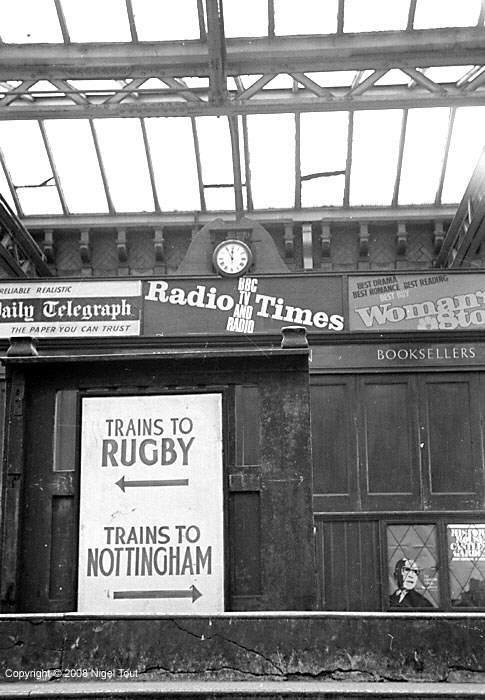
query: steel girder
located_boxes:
[0,28,485,119]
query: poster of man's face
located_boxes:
[387,525,439,609]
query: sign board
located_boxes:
[78,393,224,613]
[349,273,485,332]
[311,342,485,370]
[142,275,344,336]
[0,280,141,337]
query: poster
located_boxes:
[0,280,141,337]
[349,273,485,332]
[448,524,485,607]
[78,393,224,613]
[142,275,344,336]
[387,524,439,609]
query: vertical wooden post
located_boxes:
[0,366,26,612]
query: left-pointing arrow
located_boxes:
[113,585,202,602]
[115,476,189,492]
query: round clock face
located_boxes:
[213,240,253,277]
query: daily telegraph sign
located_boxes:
[349,273,485,332]
[78,393,224,613]
[0,280,141,337]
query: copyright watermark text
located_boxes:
[4,668,138,681]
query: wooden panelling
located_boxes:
[49,495,77,604]
[229,492,261,599]
[311,372,485,514]
[315,518,381,611]
[235,385,260,466]
[420,373,483,510]
[360,376,420,510]
[311,377,357,512]
[426,380,475,493]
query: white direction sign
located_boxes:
[78,393,224,613]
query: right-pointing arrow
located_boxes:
[113,585,202,602]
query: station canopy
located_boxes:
[0,0,484,224]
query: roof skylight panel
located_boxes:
[223,0,268,37]
[349,110,403,205]
[274,0,338,35]
[144,118,201,212]
[442,106,485,202]
[424,66,475,83]
[306,71,357,88]
[1,0,63,43]
[398,108,450,204]
[60,0,132,42]
[0,161,17,213]
[413,0,481,28]
[0,120,62,214]
[300,112,347,207]
[196,117,236,211]
[344,0,409,32]
[131,0,200,41]
[93,119,154,212]
[44,120,109,214]
[247,114,294,209]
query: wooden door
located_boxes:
[19,381,79,612]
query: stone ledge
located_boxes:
[0,680,485,698]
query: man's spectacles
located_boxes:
[402,566,419,574]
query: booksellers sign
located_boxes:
[78,393,224,613]
[349,273,485,332]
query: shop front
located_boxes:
[0,270,484,685]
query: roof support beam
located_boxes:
[1,85,484,119]
[1,28,484,80]
[205,0,226,104]
[0,195,52,276]
[19,205,457,231]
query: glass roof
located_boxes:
[1,0,482,42]
[0,0,484,219]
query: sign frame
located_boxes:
[77,388,229,614]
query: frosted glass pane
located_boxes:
[145,118,200,211]
[93,119,154,212]
[300,112,348,174]
[247,114,294,209]
[18,187,62,215]
[345,0,409,31]
[399,108,450,205]
[0,121,53,185]
[350,110,402,205]
[442,107,485,203]
[414,0,481,28]
[301,176,345,207]
[307,71,356,88]
[224,0,267,37]
[204,188,236,210]
[61,0,131,41]
[44,120,108,213]
[1,0,63,42]
[132,0,200,40]
[196,117,234,184]
[0,164,16,212]
[275,0,338,35]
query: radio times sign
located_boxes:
[78,393,224,613]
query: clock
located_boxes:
[212,239,253,277]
